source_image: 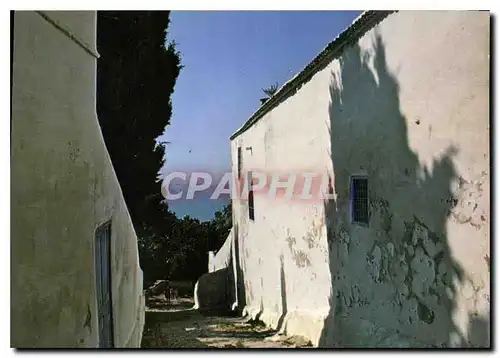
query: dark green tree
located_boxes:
[96,11,181,238]
[210,203,232,252]
[96,12,233,287]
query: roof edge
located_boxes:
[230,10,395,141]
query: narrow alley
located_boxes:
[141,294,312,349]
[10,10,490,349]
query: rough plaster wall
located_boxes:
[199,229,235,311]
[11,11,145,348]
[230,11,489,348]
[209,228,233,273]
[194,269,230,312]
[230,69,335,342]
[322,11,490,348]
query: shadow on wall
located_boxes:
[194,268,229,312]
[319,31,489,347]
[232,223,247,313]
[275,254,287,332]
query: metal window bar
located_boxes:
[351,176,369,225]
[248,171,255,221]
[237,147,242,179]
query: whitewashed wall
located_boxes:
[231,11,489,347]
[11,11,145,348]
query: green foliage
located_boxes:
[210,202,233,252]
[262,82,279,98]
[96,11,232,287]
[141,204,232,286]
[97,11,181,238]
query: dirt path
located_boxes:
[141,296,312,349]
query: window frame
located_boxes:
[350,175,369,226]
[237,146,242,180]
[248,171,255,221]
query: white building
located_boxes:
[11,11,145,348]
[228,11,490,347]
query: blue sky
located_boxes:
[158,11,362,176]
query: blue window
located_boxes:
[351,176,369,225]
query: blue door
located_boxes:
[95,221,114,348]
